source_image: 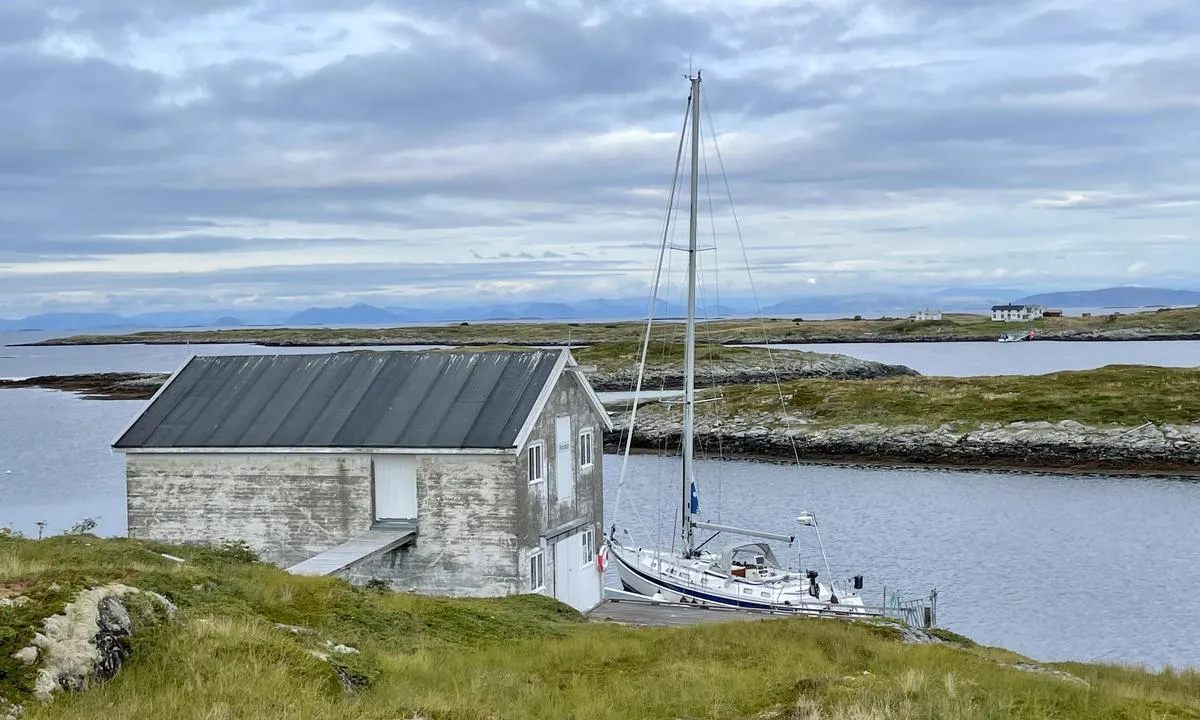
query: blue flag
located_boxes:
[689,480,699,515]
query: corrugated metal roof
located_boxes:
[113,349,563,450]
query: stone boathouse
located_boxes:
[111,348,613,612]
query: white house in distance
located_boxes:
[111,348,613,613]
[911,309,942,321]
[991,304,1046,321]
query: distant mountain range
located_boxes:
[2,286,1197,333]
[1015,287,1200,308]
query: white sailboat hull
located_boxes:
[609,541,874,616]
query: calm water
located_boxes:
[0,330,449,379]
[604,453,1200,669]
[775,340,1200,376]
[7,331,1200,379]
[3,334,1200,669]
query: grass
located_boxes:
[2,534,1199,719]
[702,364,1200,429]
[33,306,1200,347]
[572,340,820,375]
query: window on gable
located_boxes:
[578,428,594,469]
[581,528,594,566]
[529,549,545,591]
[527,442,544,484]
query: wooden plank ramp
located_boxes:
[286,527,416,577]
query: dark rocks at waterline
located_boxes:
[603,415,1200,473]
[0,373,169,400]
[1,354,918,402]
[587,353,919,393]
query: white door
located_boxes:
[555,414,573,502]
[553,530,601,612]
[373,456,417,521]
[554,535,576,608]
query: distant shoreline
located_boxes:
[17,331,1200,348]
[14,307,1200,347]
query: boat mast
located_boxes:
[682,70,701,557]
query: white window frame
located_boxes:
[581,529,594,567]
[578,428,594,470]
[527,441,545,485]
[528,548,545,592]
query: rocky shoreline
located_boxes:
[0,351,917,400]
[603,412,1200,474]
[8,367,1199,474]
[0,373,168,400]
[585,352,918,392]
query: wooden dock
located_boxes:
[286,526,416,577]
[586,598,798,628]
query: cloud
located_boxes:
[0,0,1198,316]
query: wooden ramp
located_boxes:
[286,527,416,577]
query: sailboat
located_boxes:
[604,71,882,616]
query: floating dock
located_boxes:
[587,587,937,629]
[586,598,794,627]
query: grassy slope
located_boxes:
[705,365,1200,428]
[35,306,1200,346]
[3,536,1199,719]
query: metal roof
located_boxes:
[113,349,563,450]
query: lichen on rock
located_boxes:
[22,584,174,703]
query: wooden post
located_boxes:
[923,607,932,628]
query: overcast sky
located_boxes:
[1,0,1197,316]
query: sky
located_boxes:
[0,0,1198,317]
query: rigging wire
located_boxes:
[702,89,806,469]
[698,107,727,524]
[612,91,692,547]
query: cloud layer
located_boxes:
[1,0,1198,316]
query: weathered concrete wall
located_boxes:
[126,453,372,567]
[125,366,610,602]
[338,455,520,596]
[513,371,606,595]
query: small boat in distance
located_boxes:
[998,330,1037,343]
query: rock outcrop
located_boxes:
[605,413,1200,473]
[0,373,168,400]
[13,584,175,708]
[588,353,919,392]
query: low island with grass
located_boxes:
[20,306,1200,348]
[2,532,1198,719]
[6,340,1200,473]
[610,364,1200,474]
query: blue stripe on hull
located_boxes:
[611,544,839,614]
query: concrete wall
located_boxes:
[337,454,521,597]
[126,453,372,567]
[513,371,606,596]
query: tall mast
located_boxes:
[682,70,701,556]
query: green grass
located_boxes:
[3,534,1199,719]
[35,306,1200,347]
[572,340,820,375]
[701,364,1200,428]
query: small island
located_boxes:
[7,341,1200,474]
